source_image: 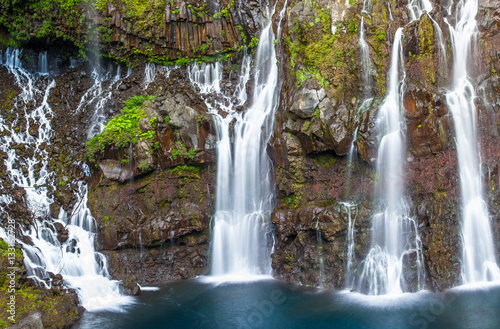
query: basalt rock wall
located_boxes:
[0,0,260,63]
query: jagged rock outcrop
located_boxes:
[83,63,227,281]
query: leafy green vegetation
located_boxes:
[120,0,167,34]
[248,37,259,48]
[86,95,155,163]
[138,160,150,171]
[170,165,200,178]
[0,0,86,53]
[171,141,196,160]
[285,194,299,208]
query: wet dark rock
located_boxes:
[121,280,141,296]
[54,222,69,243]
[20,235,34,246]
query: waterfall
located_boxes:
[188,4,283,279]
[357,29,424,295]
[38,51,48,75]
[444,0,500,284]
[354,0,439,295]
[0,49,131,310]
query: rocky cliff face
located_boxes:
[2,1,500,326]
[84,63,245,284]
[269,0,500,291]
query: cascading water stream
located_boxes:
[189,4,284,279]
[0,49,131,310]
[355,1,438,295]
[444,0,500,284]
[78,64,124,139]
[357,28,424,295]
[38,51,49,75]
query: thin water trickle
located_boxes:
[78,64,124,140]
[342,202,358,290]
[345,127,359,198]
[143,63,156,89]
[359,17,374,100]
[444,0,500,283]
[315,220,325,288]
[361,0,372,15]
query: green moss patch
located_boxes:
[170,165,200,178]
[86,95,155,163]
[286,2,358,90]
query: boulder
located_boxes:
[290,88,320,119]
[135,140,154,173]
[97,159,134,183]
